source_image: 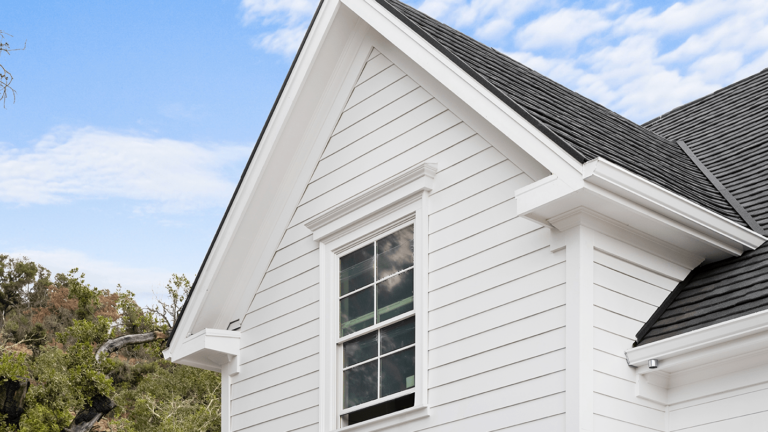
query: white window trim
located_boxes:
[305,163,435,432]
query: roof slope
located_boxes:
[378,0,748,228]
[637,69,768,345]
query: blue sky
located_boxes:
[2,0,767,306]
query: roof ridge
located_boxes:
[644,68,768,129]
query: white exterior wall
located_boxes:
[228,48,568,431]
[591,250,673,432]
[667,384,768,431]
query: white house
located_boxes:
[162,0,768,431]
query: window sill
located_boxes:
[332,405,430,432]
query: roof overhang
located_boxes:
[165,329,241,374]
[516,157,766,262]
[624,309,768,405]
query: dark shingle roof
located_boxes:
[637,69,768,345]
[378,0,748,228]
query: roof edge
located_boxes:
[167,0,327,346]
[634,268,698,345]
[373,0,588,164]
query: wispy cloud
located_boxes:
[412,0,768,122]
[8,249,178,308]
[0,127,249,211]
[241,0,316,55]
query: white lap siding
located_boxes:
[230,49,566,431]
[592,251,675,432]
[667,384,768,431]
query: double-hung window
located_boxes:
[338,225,417,426]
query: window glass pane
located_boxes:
[376,226,414,280]
[340,287,374,337]
[376,269,413,323]
[380,317,415,355]
[340,244,375,296]
[343,360,378,408]
[344,331,378,368]
[380,347,415,398]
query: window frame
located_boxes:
[314,189,430,432]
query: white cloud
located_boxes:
[517,8,612,50]
[419,0,768,122]
[241,0,316,55]
[8,249,179,308]
[0,127,249,211]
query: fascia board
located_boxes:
[169,328,241,372]
[625,308,768,368]
[584,158,766,251]
[166,0,343,357]
[341,0,584,186]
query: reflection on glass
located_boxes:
[380,317,415,355]
[376,270,413,323]
[380,347,415,398]
[340,287,374,337]
[377,226,414,280]
[340,244,375,296]
[344,331,378,367]
[344,360,378,408]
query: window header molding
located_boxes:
[305,163,437,243]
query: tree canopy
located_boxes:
[0,255,219,431]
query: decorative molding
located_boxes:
[306,163,436,242]
[583,157,766,251]
[170,328,241,375]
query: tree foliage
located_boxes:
[0,255,219,431]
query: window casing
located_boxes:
[309,164,433,432]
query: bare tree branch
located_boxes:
[95,331,167,362]
[0,30,25,108]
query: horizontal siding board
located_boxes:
[672,411,768,432]
[236,337,319,385]
[244,286,318,330]
[429,328,565,388]
[594,371,665,411]
[428,216,539,272]
[428,174,531,233]
[302,122,475,209]
[594,250,677,291]
[294,124,476,226]
[309,110,462,196]
[429,285,565,349]
[594,414,660,432]
[428,198,515,253]
[429,228,549,291]
[232,354,319,400]
[231,372,318,415]
[594,285,656,323]
[430,262,565,329]
[313,101,450,182]
[429,351,565,406]
[493,414,565,431]
[237,406,318,432]
[242,302,319,347]
[245,268,317,317]
[429,306,565,369]
[419,392,565,432]
[345,65,406,109]
[240,320,318,364]
[429,161,522,214]
[232,389,318,431]
[430,147,508,194]
[259,250,318,292]
[278,223,313,251]
[268,235,318,272]
[669,387,768,431]
[353,53,392,88]
[594,349,635,382]
[334,78,420,134]
[322,88,434,159]
[593,306,644,341]
[594,263,669,306]
[594,393,665,431]
[594,327,634,358]
[430,247,564,310]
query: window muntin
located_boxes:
[338,225,416,418]
[339,226,414,337]
[342,317,416,409]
